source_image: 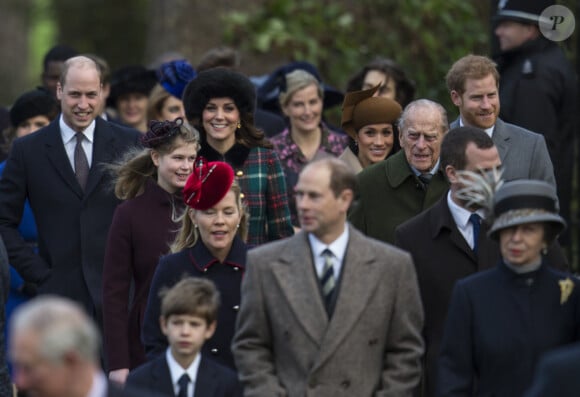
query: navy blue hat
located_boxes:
[108,65,158,107]
[157,59,196,99]
[494,0,554,25]
[10,89,59,128]
[257,61,344,114]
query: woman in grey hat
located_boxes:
[437,179,580,397]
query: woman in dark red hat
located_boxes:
[182,68,293,246]
[102,118,199,384]
[142,159,248,371]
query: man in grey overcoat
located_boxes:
[233,157,424,397]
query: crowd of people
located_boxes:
[0,1,578,396]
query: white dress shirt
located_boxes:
[60,115,95,170]
[166,347,201,397]
[308,226,349,281]
[447,191,485,250]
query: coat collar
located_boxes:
[188,235,247,272]
[270,226,383,370]
[198,136,250,169]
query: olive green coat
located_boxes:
[348,150,449,244]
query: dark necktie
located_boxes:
[74,132,89,190]
[320,249,336,312]
[177,373,190,397]
[469,213,482,254]
[418,173,432,189]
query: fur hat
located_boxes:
[182,68,256,121]
[108,65,157,107]
[488,179,565,240]
[9,89,59,128]
[341,85,402,140]
[493,0,554,25]
[183,159,235,210]
[157,59,196,99]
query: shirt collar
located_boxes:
[459,117,494,137]
[87,371,107,397]
[447,190,485,230]
[410,158,440,177]
[165,347,201,392]
[308,225,349,263]
[59,114,96,144]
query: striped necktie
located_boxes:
[320,249,336,310]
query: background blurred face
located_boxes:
[42,61,65,97]
[16,115,51,138]
[282,84,322,134]
[499,222,545,266]
[151,139,197,193]
[362,70,396,99]
[495,20,537,52]
[117,93,148,128]
[295,163,352,244]
[202,98,239,150]
[356,123,394,168]
[399,107,445,172]
[192,190,241,259]
[57,64,101,133]
[160,96,185,121]
[451,74,499,130]
[11,331,70,397]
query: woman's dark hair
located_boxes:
[346,57,415,108]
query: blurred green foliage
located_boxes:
[223,0,489,114]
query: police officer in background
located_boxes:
[493,0,577,249]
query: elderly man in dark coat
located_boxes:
[349,99,449,244]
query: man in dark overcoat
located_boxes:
[0,56,140,330]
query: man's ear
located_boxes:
[445,165,457,183]
[450,90,461,107]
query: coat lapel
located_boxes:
[194,357,218,396]
[271,233,328,345]
[431,195,476,262]
[84,118,117,197]
[152,356,175,395]
[491,119,509,160]
[313,227,382,369]
[43,122,84,198]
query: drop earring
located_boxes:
[237,122,241,129]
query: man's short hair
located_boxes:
[440,126,495,171]
[197,46,241,72]
[43,45,78,72]
[445,55,500,95]
[160,277,220,325]
[398,99,448,135]
[307,157,357,198]
[59,56,101,87]
[10,296,100,364]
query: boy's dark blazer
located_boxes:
[126,353,242,397]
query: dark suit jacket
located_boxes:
[0,117,140,320]
[450,118,555,187]
[126,354,242,397]
[395,194,498,397]
[525,342,580,397]
[395,193,569,397]
[233,226,424,397]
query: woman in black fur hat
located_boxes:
[183,68,294,246]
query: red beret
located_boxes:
[183,159,234,210]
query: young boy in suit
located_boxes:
[126,278,242,397]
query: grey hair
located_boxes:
[398,99,448,134]
[10,296,100,364]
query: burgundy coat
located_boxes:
[102,179,183,371]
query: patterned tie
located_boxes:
[177,373,190,397]
[320,249,336,311]
[418,173,432,189]
[469,213,482,254]
[74,132,89,190]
